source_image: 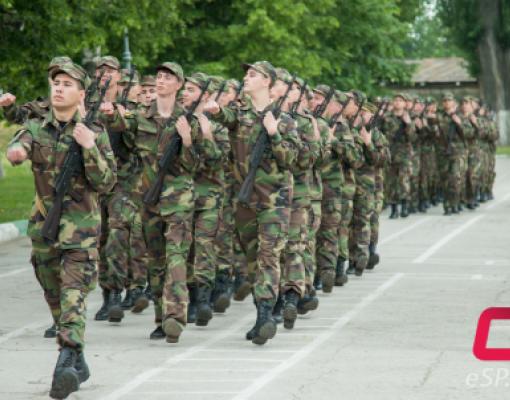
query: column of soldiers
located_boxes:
[1,56,498,399]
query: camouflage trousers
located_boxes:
[338,181,356,262]
[419,150,436,203]
[460,149,469,203]
[215,201,234,276]
[143,207,193,326]
[488,149,497,192]
[466,145,482,203]
[188,207,221,288]
[316,199,342,274]
[303,201,322,292]
[349,183,375,270]
[280,206,308,297]
[104,192,147,291]
[370,179,385,246]
[386,161,411,203]
[479,146,491,194]
[441,154,463,209]
[31,242,98,350]
[410,151,421,207]
[98,194,111,289]
[235,204,290,303]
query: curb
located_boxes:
[0,220,28,244]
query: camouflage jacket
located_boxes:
[216,101,300,209]
[193,117,231,210]
[288,111,320,208]
[436,111,474,156]
[3,97,51,125]
[381,112,416,164]
[107,101,199,215]
[353,128,388,191]
[308,115,332,202]
[8,109,117,249]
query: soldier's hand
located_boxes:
[73,123,96,149]
[176,116,192,147]
[6,144,28,164]
[451,114,461,124]
[0,93,16,107]
[415,118,423,129]
[402,112,411,124]
[360,126,372,145]
[263,112,279,136]
[197,113,214,141]
[311,118,321,141]
[116,104,126,118]
[100,101,115,116]
[469,114,478,126]
[203,100,220,115]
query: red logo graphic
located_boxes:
[473,307,510,361]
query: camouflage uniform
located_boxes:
[2,97,51,125]
[8,109,116,349]
[466,112,483,207]
[419,115,437,207]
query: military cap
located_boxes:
[140,75,156,87]
[156,61,184,82]
[275,68,293,85]
[351,90,367,105]
[393,92,409,101]
[50,63,88,89]
[294,76,306,88]
[333,90,348,104]
[425,96,437,104]
[442,91,455,101]
[414,96,425,104]
[226,79,241,92]
[97,56,121,70]
[313,84,331,97]
[47,56,73,71]
[186,72,217,94]
[460,95,472,103]
[242,61,277,85]
[362,102,378,113]
[119,69,140,84]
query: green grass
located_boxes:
[497,146,510,156]
[0,122,34,223]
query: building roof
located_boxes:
[407,57,477,84]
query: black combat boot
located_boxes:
[131,286,150,314]
[246,296,258,340]
[211,270,232,313]
[400,200,409,218]
[389,203,399,219]
[283,290,299,330]
[196,285,213,327]
[252,300,277,345]
[451,204,459,214]
[162,317,184,343]
[444,207,452,216]
[321,269,335,293]
[418,200,427,213]
[313,273,323,291]
[94,289,110,321]
[49,347,80,399]
[44,323,57,338]
[334,258,348,286]
[233,271,251,302]
[408,203,417,214]
[144,284,153,302]
[272,293,284,324]
[346,260,356,275]
[297,292,319,315]
[457,203,464,212]
[75,351,90,384]
[107,290,124,323]
[149,326,165,340]
[121,289,134,310]
[187,284,198,324]
[366,243,380,270]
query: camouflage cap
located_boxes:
[242,61,277,85]
[140,75,156,87]
[425,96,437,104]
[275,68,293,85]
[460,95,472,103]
[119,69,140,84]
[313,84,331,97]
[351,90,367,105]
[156,61,184,82]
[294,76,306,88]
[362,102,378,113]
[333,90,348,104]
[442,91,455,101]
[186,72,216,94]
[50,62,88,89]
[393,92,409,101]
[47,56,72,71]
[97,56,121,70]
[226,79,241,92]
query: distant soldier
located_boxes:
[138,75,157,108]
[6,63,116,399]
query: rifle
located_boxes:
[42,78,112,241]
[349,97,365,129]
[329,97,352,130]
[366,101,388,132]
[313,87,334,118]
[85,69,105,107]
[237,76,294,205]
[143,79,212,206]
[290,81,307,116]
[214,80,228,103]
[120,65,136,107]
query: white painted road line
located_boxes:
[486,191,510,210]
[412,215,485,264]
[0,267,30,279]
[229,273,404,400]
[379,217,429,246]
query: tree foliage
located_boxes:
[0,0,421,101]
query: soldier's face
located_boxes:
[243,69,270,93]
[325,100,342,117]
[51,73,84,109]
[393,97,405,111]
[310,92,325,112]
[414,103,424,114]
[427,104,437,113]
[361,110,373,125]
[286,83,301,104]
[218,86,237,107]
[461,101,472,114]
[270,79,287,100]
[97,66,121,88]
[156,70,183,96]
[182,82,203,107]
[141,86,157,106]
[343,98,358,117]
[443,99,456,111]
